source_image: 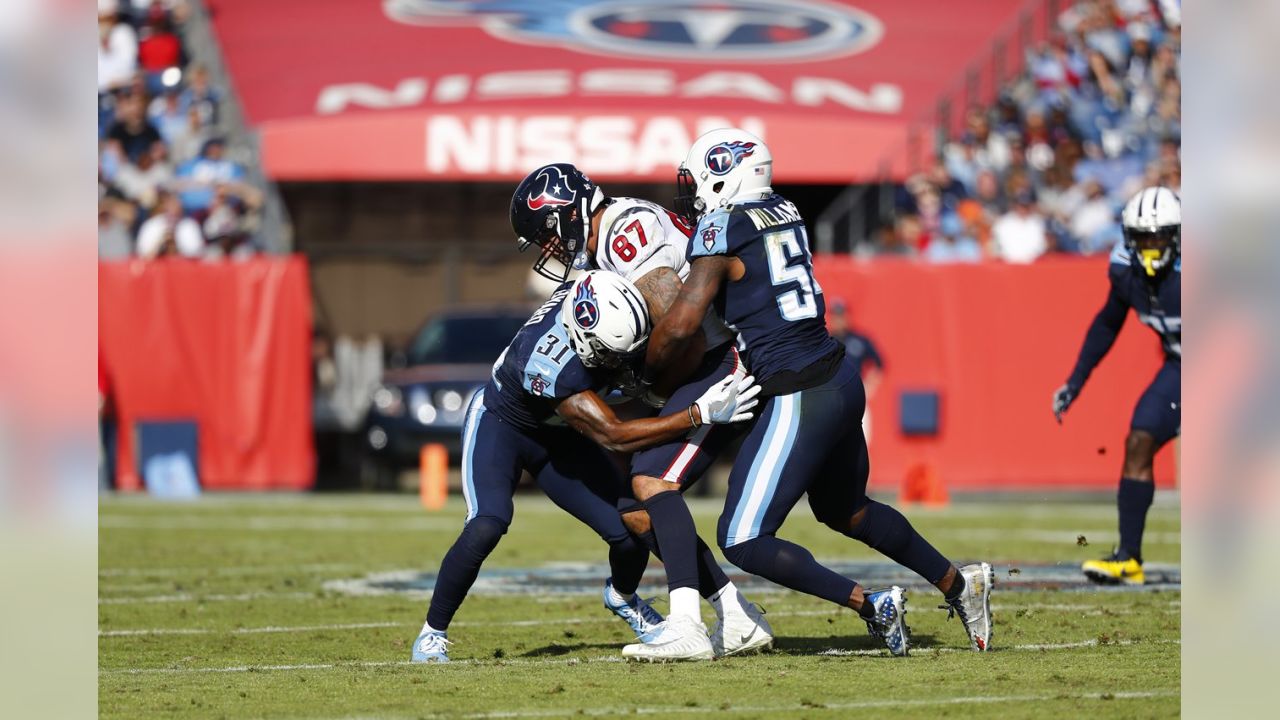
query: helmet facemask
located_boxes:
[1124,225,1180,278]
[674,164,706,226]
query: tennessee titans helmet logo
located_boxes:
[526,166,577,211]
[573,275,600,329]
[705,141,756,176]
[385,0,883,62]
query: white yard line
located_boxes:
[99,563,371,578]
[100,622,402,637]
[100,637,1180,673]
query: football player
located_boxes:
[1053,186,1181,586]
[512,165,773,660]
[411,272,759,663]
[634,128,994,658]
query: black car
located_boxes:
[360,306,530,488]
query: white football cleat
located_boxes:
[710,601,773,657]
[621,614,714,662]
[943,562,994,651]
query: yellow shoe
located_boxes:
[1082,556,1144,586]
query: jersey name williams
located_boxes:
[744,200,802,230]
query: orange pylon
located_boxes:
[900,461,949,507]
[419,443,448,510]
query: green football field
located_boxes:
[99,492,1181,719]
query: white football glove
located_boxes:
[692,374,761,425]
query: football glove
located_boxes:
[693,374,761,425]
[1052,383,1079,424]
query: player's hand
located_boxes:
[693,374,761,425]
[1052,383,1078,424]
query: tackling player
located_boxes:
[511,165,773,660]
[636,128,995,657]
[1053,186,1181,586]
[411,272,759,663]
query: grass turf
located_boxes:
[99,493,1180,719]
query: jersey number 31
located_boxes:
[764,228,823,321]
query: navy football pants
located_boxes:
[1131,360,1180,447]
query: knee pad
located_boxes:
[459,515,508,560]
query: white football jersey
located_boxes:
[592,197,733,348]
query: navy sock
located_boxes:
[848,500,952,585]
[642,491,701,591]
[944,569,966,601]
[425,516,506,631]
[1116,478,1155,562]
[695,537,731,599]
[607,534,650,597]
[722,536,856,607]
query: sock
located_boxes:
[722,536,857,608]
[708,581,746,620]
[694,538,732,601]
[425,516,506,631]
[607,533,650,597]
[943,568,966,601]
[856,590,876,619]
[847,500,952,585]
[669,586,701,621]
[419,619,444,636]
[1116,477,1155,562]
[604,583,630,607]
[642,491,700,592]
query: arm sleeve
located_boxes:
[1066,276,1130,390]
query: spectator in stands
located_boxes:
[97,1,138,94]
[202,184,260,259]
[175,138,244,213]
[1067,179,1120,254]
[137,190,204,258]
[98,190,136,259]
[148,89,188,146]
[114,142,173,211]
[106,93,163,163]
[991,191,1048,264]
[137,8,185,95]
[180,65,221,128]
[925,213,983,264]
[170,105,212,164]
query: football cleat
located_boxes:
[621,614,715,662]
[1082,553,1144,586]
[943,562,994,651]
[710,600,773,658]
[410,630,451,663]
[602,577,664,642]
[863,586,910,657]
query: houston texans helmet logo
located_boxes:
[526,166,577,211]
[706,141,756,176]
[573,275,600,329]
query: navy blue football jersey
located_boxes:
[689,195,842,390]
[484,283,606,431]
[1067,243,1181,389]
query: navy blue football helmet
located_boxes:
[510,163,605,283]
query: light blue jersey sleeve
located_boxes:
[688,208,732,259]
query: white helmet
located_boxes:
[560,271,651,369]
[675,128,773,223]
[1120,186,1181,277]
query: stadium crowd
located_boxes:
[97,0,262,260]
[882,0,1181,263]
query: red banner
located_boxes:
[98,258,315,491]
[208,0,1040,182]
[813,256,1178,490]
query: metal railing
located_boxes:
[815,0,1062,254]
[180,1,294,253]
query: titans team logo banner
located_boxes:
[384,0,883,62]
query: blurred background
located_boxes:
[95,0,1184,498]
